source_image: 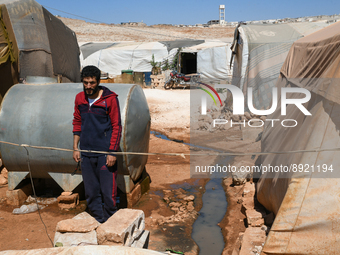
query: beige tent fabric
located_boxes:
[257,22,340,255]
[281,21,340,105]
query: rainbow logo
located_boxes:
[198,82,223,107]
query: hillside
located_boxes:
[59,17,235,43]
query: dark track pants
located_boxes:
[81,155,117,223]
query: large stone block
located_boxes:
[96,209,145,246]
[239,227,266,255]
[56,212,100,233]
[53,230,98,247]
[6,184,32,206]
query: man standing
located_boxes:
[73,65,122,223]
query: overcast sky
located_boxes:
[38,0,340,25]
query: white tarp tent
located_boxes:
[181,40,233,81]
[81,41,176,76]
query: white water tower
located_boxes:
[219,5,225,25]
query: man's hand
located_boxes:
[106,155,117,167]
[73,150,80,162]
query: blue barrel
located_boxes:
[144,72,152,86]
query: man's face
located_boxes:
[83,76,99,96]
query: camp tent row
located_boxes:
[80,40,233,82]
[252,22,340,254]
[0,0,80,101]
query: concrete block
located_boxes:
[239,227,266,255]
[96,209,145,246]
[6,184,32,206]
[54,230,98,247]
[130,230,150,249]
[57,193,79,210]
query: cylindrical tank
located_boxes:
[0,83,150,191]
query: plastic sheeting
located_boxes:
[231,22,329,110]
[81,41,175,76]
[257,21,340,254]
[181,40,233,81]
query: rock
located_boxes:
[0,175,8,185]
[169,202,181,208]
[241,196,255,215]
[187,203,195,212]
[244,112,251,120]
[246,209,265,226]
[177,194,187,200]
[183,195,195,201]
[231,115,240,121]
[96,209,145,246]
[57,193,79,210]
[251,218,264,227]
[56,212,100,233]
[242,182,255,197]
[239,227,266,255]
[1,167,8,178]
[232,171,248,186]
[53,230,98,247]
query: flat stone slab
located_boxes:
[0,245,164,254]
[96,209,145,246]
[53,230,98,247]
[56,212,100,233]
[239,227,266,255]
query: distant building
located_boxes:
[120,21,146,27]
[207,20,219,25]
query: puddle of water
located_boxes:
[191,155,232,255]
[191,178,227,255]
[151,130,232,254]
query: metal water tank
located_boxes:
[0,83,150,191]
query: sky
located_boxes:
[37,0,340,26]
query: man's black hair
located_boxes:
[81,65,101,82]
